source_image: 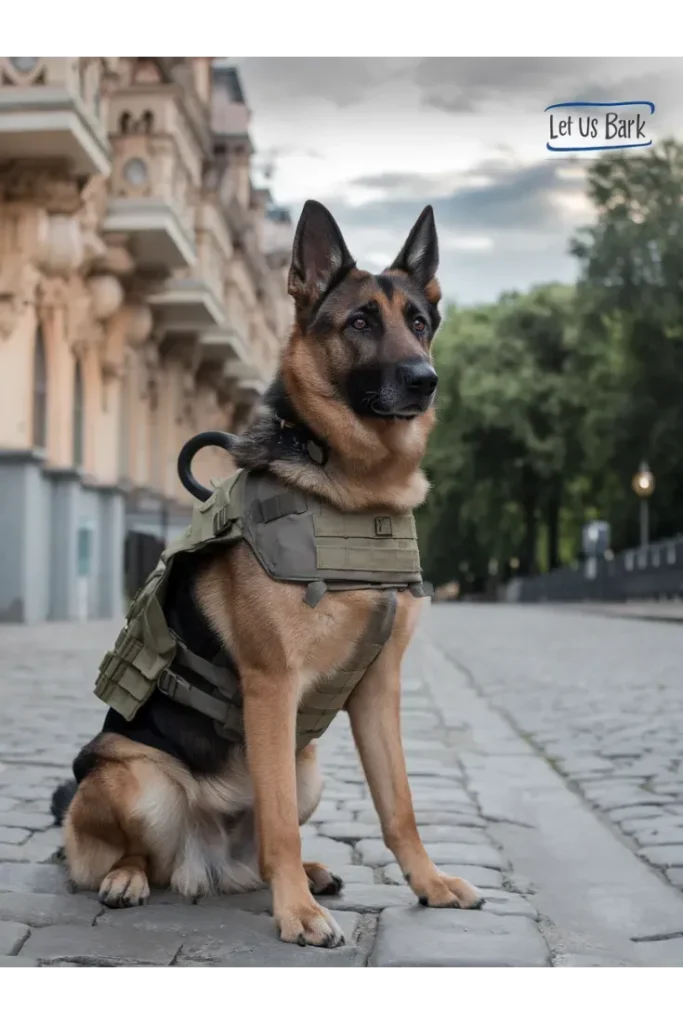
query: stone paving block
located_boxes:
[0,845,35,863]
[0,892,99,928]
[370,907,550,966]
[414,825,489,844]
[404,759,463,778]
[408,778,470,794]
[639,845,683,868]
[0,811,54,831]
[319,884,417,912]
[631,824,683,846]
[337,865,374,884]
[410,795,477,811]
[178,944,363,967]
[308,801,342,823]
[665,868,683,887]
[0,799,19,813]
[301,836,353,866]
[0,922,30,955]
[11,834,62,864]
[0,955,39,966]
[40,958,83,966]
[21,924,182,965]
[0,863,71,895]
[553,952,636,968]
[356,838,504,870]
[355,808,485,828]
[318,821,381,842]
[610,806,671,823]
[340,799,377,815]
[634,938,683,967]
[176,909,361,966]
[382,862,504,889]
[0,827,30,845]
[477,889,539,920]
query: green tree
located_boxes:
[571,138,683,547]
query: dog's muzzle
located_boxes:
[347,359,438,419]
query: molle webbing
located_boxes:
[239,471,423,589]
[313,508,420,575]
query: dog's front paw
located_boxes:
[413,873,485,910]
[276,899,345,947]
[99,866,150,908]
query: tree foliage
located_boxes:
[418,139,683,592]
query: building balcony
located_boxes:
[200,324,249,366]
[0,57,110,175]
[148,277,224,333]
[103,117,199,270]
[104,198,196,269]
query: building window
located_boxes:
[73,358,84,468]
[32,325,48,450]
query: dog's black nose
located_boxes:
[399,360,438,397]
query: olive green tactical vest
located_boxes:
[94,468,429,751]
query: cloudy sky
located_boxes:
[235,57,683,305]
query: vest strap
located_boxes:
[158,669,227,721]
[294,590,397,749]
[173,640,242,697]
[250,492,308,524]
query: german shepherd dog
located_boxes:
[51,201,483,948]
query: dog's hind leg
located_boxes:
[296,743,343,895]
[64,756,181,908]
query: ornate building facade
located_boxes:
[0,58,292,623]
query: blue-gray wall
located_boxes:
[0,452,125,624]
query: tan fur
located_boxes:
[63,206,483,947]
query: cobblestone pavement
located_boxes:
[1,608,683,966]
[426,605,683,894]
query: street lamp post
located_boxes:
[631,460,655,548]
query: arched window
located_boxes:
[73,359,84,468]
[32,325,47,450]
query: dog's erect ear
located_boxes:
[389,205,439,293]
[288,200,355,307]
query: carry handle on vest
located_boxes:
[177,431,238,502]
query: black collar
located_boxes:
[273,417,329,467]
[266,377,329,468]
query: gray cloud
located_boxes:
[238,56,681,118]
[412,57,600,114]
[337,159,588,235]
[236,57,408,108]
[303,159,592,302]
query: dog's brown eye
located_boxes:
[352,316,368,331]
[414,317,427,333]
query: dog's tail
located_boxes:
[50,779,78,825]
[177,431,238,502]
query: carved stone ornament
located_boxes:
[88,274,124,321]
[36,215,85,276]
